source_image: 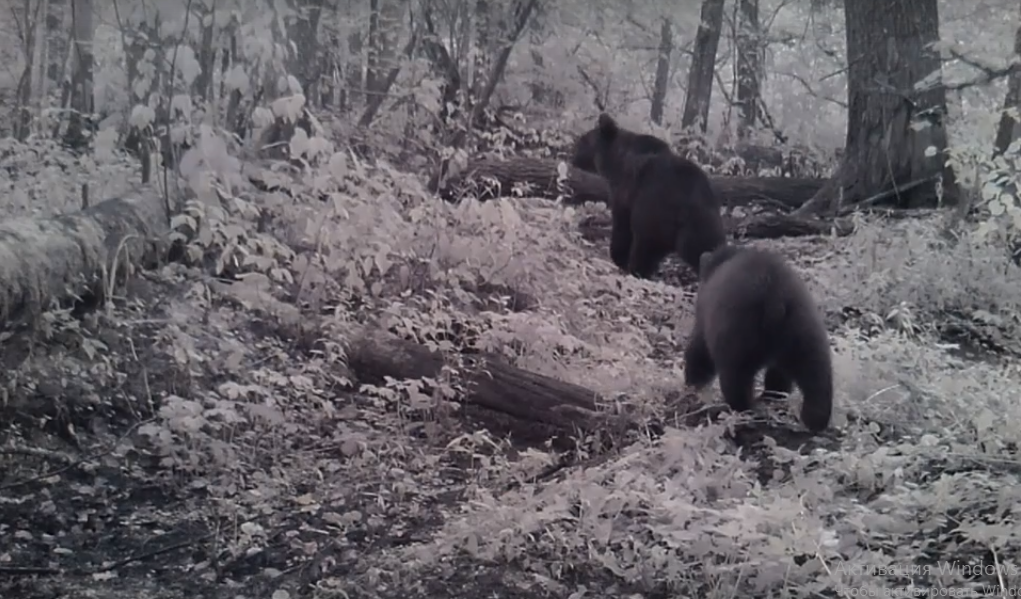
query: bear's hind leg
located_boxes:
[627,235,669,279]
[758,366,793,403]
[684,327,717,388]
[786,350,834,433]
[609,204,633,271]
[716,361,761,413]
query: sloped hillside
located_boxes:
[2,141,1021,599]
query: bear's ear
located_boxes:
[698,251,717,280]
[596,113,619,142]
[698,244,735,281]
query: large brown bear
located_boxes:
[589,113,726,278]
[570,123,671,174]
[683,244,834,434]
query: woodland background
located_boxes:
[1,0,1021,598]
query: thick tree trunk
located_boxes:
[798,0,958,215]
[993,0,1021,158]
[681,0,726,132]
[0,192,170,327]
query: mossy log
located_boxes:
[0,190,171,327]
[343,325,648,449]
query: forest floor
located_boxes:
[2,158,1021,599]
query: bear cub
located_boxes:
[589,113,727,279]
[683,244,834,433]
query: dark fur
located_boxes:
[570,118,671,174]
[684,245,834,433]
[569,129,600,173]
[591,113,726,278]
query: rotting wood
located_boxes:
[343,324,653,448]
[712,176,825,210]
[431,156,610,205]
[0,188,171,327]
[730,212,853,238]
[574,195,853,242]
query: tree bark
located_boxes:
[343,325,629,449]
[64,0,94,150]
[45,0,66,84]
[366,0,381,94]
[798,0,958,215]
[650,18,673,126]
[993,0,1021,158]
[0,192,171,327]
[428,156,610,204]
[578,205,851,244]
[192,4,216,101]
[11,3,37,142]
[735,0,762,139]
[284,0,326,96]
[681,0,726,132]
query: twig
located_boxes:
[0,533,215,577]
[0,418,154,492]
[0,445,76,463]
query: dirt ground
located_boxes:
[2,210,1017,599]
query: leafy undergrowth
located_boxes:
[2,155,1021,599]
[0,137,141,219]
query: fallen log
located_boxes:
[343,324,647,449]
[712,176,825,210]
[577,199,853,242]
[432,156,825,209]
[0,189,171,327]
[731,212,853,239]
[432,156,610,205]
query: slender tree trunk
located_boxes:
[370,0,403,96]
[343,28,364,112]
[797,0,958,215]
[650,18,673,126]
[993,0,1021,158]
[192,5,216,102]
[681,0,725,133]
[45,0,66,83]
[735,0,761,139]
[64,0,94,149]
[285,0,325,95]
[366,0,380,93]
[12,0,41,141]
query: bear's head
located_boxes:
[592,113,625,183]
[590,113,671,188]
[698,244,743,282]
